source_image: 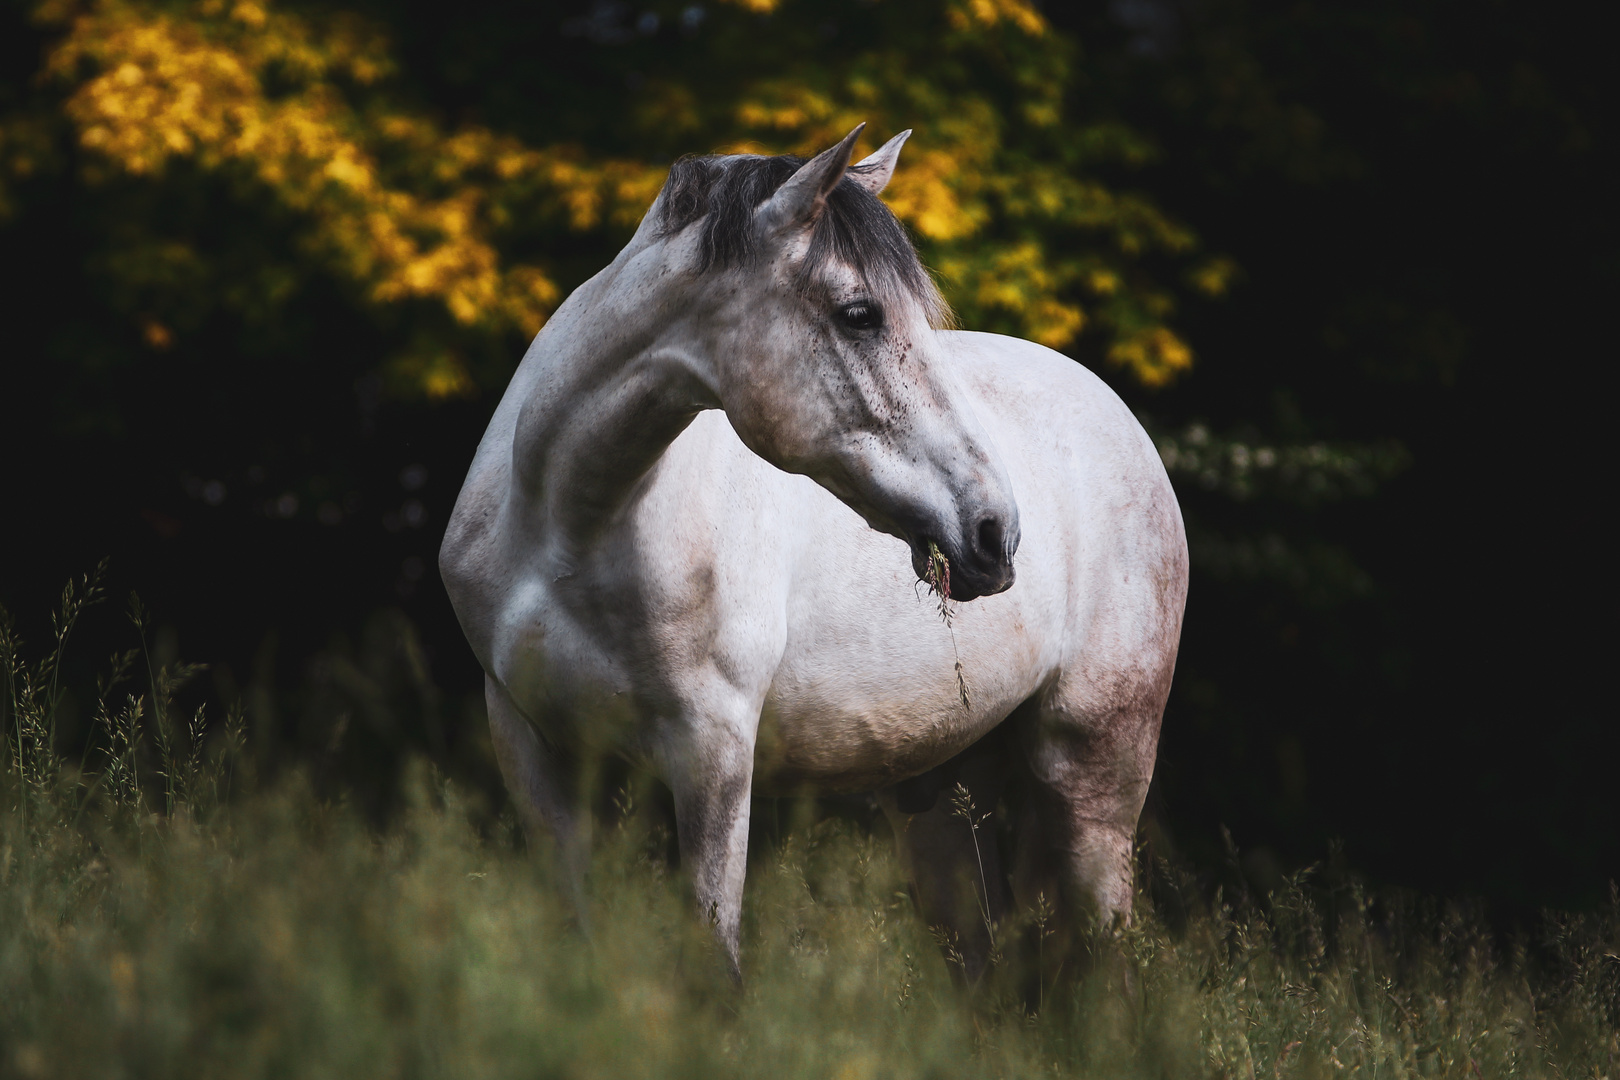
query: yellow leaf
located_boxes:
[1108,327,1194,387]
[45,0,662,395]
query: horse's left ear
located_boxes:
[847,129,911,195]
[758,123,865,237]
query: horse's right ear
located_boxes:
[847,129,910,195]
[758,124,866,238]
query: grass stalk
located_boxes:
[923,541,971,710]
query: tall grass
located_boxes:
[2,581,1617,1079]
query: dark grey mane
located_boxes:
[655,153,951,328]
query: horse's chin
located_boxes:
[949,569,1015,602]
[942,579,986,602]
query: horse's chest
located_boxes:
[492,572,651,747]
[496,541,747,741]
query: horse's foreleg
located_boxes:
[658,709,757,982]
[486,675,592,926]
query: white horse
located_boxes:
[441,125,1188,981]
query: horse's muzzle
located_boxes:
[909,517,1018,602]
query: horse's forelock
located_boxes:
[656,153,951,329]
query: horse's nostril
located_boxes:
[977,516,1004,562]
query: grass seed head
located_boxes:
[922,542,971,708]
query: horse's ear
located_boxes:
[847,129,911,195]
[758,123,866,237]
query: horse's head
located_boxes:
[651,126,1019,600]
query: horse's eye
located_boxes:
[837,302,882,332]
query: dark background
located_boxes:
[2,0,1613,908]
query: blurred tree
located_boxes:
[0,0,1233,818]
[1,0,1610,904]
[7,0,1220,397]
[17,0,665,399]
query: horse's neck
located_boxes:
[507,272,714,556]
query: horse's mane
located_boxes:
[655,153,952,329]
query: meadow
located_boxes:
[3,580,1617,1080]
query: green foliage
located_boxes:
[5,589,1619,1079]
[1153,424,1409,508]
[1148,421,1409,608]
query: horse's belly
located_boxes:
[751,526,1055,793]
[753,678,1020,794]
